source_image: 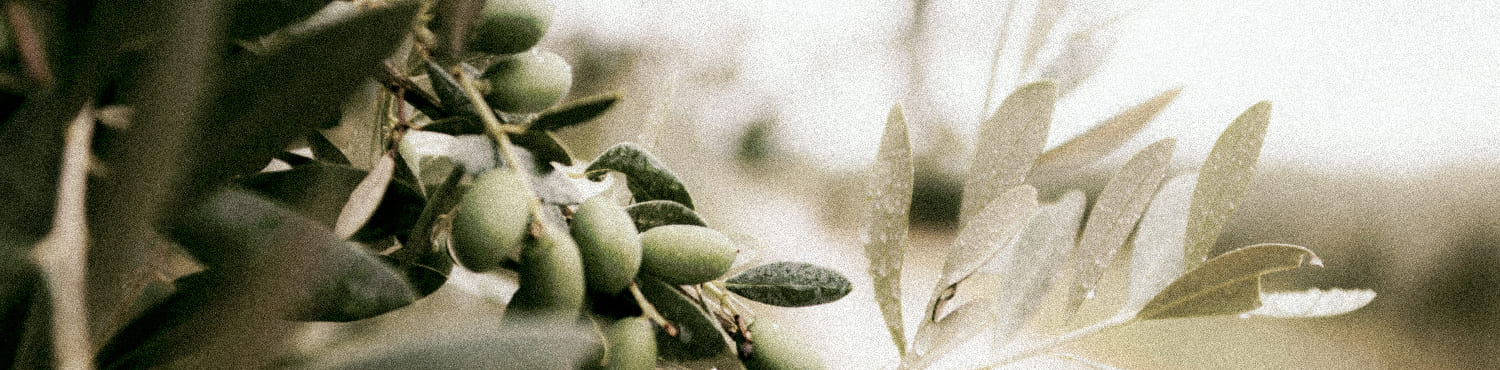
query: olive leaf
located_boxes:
[1186,102,1272,269]
[1136,243,1321,320]
[1122,173,1197,314]
[1064,138,1175,316]
[333,154,396,239]
[235,163,426,243]
[181,3,420,202]
[624,200,707,231]
[306,130,351,165]
[905,300,997,370]
[961,81,1054,225]
[508,129,574,167]
[533,93,620,132]
[1030,87,1182,177]
[859,104,912,355]
[585,142,695,209]
[1244,288,1377,318]
[226,0,335,41]
[927,185,1039,322]
[724,262,852,307]
[635,277,732,361]
[977,190,1085,349]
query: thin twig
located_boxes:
[628,283,678,337]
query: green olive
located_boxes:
[481,50,572,113]
[505,222,585,323]
[639,225,737,285]
[603,317,657,370]
[468,0,554,55]
[570,196,642,294]
[742,319,826,370]
[449,169,534,272]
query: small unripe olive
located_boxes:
[505,222,585,323]
[450,169,535,272]
[571,196,643,294]
[603,317,657,370]
[468,0,554,55]
[482,50,572,113]
[742,319,826,370]
[639,225,737,285]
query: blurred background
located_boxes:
[454,0,1496,368]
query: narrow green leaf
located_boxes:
[307,131,351,165]
[1065,138,1175,316]
[1245,288,1376,318]
[961,81,1054,224]
[584,142,694,209]
[624,200,707,231]
[1030,87,1182,177]
[724,262,852,307]
[1186,102,1272,269]
[635,277,732,361]
[226,0,335,40]
[423,60,483,120]
[333,154,395,239]
[1122,173,1197,314]
[929,185,1039,322]
[418,117,484,136]
[183,3,420,200]
[234,163,426,243]
[1137,243,1321,320]
[301,316,596,370]
[533,93,620,132]
[859,104,911,355]
[509,129,574,167]
[979,190,1085,348]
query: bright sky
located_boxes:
[558,1,1500,175]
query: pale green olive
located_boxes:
[742,319,826,370]
[505,222,585,323]
[468,0,554,55]
[481,50,572,113]
[603,317,657,370]
[570,196,642,294]
[450,169,534,272]
[639,225,737,285]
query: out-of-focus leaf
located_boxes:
[1019,0,1068,75]
[961,81,1054,224]
[1,252,50,368]
[1037,17,1124,97]
[929,185,1039,322]
[1122,173,1197,314]
[905,300,997,370]
[1186,102,1272,270]
[333,154,396,239]
[393,165,464,266]
[533,93,619,132]
[1064,138,1174,316]
[725,262,852,307]
[300,318,597,369]
[426,0,486,59]
[1031,88,1182,177]
[625,200,706,231]
[275,151,315,167]
[859,105,911,355]
[1137,243,1321,320]
[636,277,732,362]
[378,255,450,298]
[509,129,573,167]
[585,142,694,209]
[180,3,420,201]
[977,190,1085,348]
[235,163,426,243]
[226,0,335,40]
[307,130,350,165]
[1245,288,1376,318]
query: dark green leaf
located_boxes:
[585,142,694,209]
[181,3,420,200]
[275,151,315,167]
[426,0,486,59]
[509,129,574,166]
[307,130,350,165]
[861,104,911,354]
[418,117,484,136]
[1137,243,1320,320]
[725,262,852,307]
[636,277,732,361]
[226,0,335,40]
[423,60,483,119]
[1185,102,1272,269]
[235,163,426,243]
[533,93,619,132]
[1,252,50,368]
[625,200,707,231]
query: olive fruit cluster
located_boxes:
[466,0,573,113]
